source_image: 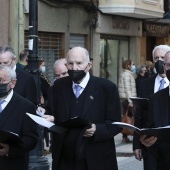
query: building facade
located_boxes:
[0,0,170,84]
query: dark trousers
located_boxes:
[58,158,88,170]
[143,142,170,170]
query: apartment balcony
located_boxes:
[99,0,164,19]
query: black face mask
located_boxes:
[68,70,86,83]
[166,70,170,81]
[0,81,11,98]
[155,60,164,75]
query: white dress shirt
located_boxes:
[154,74,169,93]
[1,89,13,111]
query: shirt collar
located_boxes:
[156,74,169,84]
[72,72,90,89]
[3,89,13,103]
[13,65,16,71]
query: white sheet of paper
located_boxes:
[26,113,55,128]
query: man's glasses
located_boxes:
[0,60,13,66]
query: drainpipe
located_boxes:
[18,0,25,56]
[9,0,19,56]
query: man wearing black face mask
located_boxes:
[133,45,170,170]
[0,65,38,170]
[138,50,170,169]
[0,45,37,105]
[46,46,121,170]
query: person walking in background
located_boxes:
[135,65,147,96]
[46,46,122,170]
[16,50,29,70]
[0,45,37,105]
[39,58,51,107]
[133,44,170,170]
[145,60,155,78]
[0,65,38,170]
[118,59,137,143]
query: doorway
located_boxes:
[100,35,129,85]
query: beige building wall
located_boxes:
[0,0,10,45]
[24,1,91,54]
[92,13,142,76]
[99,0,164,18]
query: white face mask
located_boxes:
[41,66,46,73]
[131,65,136,73]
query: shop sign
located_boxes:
[144,23,169,37]
[113,20,129,30]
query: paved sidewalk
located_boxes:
[115,133,143,170]
[45,133,144,170]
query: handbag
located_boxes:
[121,107,134,136]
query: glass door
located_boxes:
[100,36,129,85]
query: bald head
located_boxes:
[54,58,68,80]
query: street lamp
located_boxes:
[27,0,50,169]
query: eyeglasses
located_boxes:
[0,60,13,66]
[0,79,12,84]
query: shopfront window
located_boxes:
[100,36,129,85]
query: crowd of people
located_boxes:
[1,44,170,170]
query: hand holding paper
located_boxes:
[26,113,55,128]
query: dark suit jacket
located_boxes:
[133,75,156,150]
[14,68,37,105]
[48,75,122,170]
[145,87,170,169]
[0,92,38,170]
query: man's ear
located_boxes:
[11,80,16,89]
[87,62,92,71]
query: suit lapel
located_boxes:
[160,87,169,126]
[0,94,17,129]
[62,79,72,119]
[81,76,97,117]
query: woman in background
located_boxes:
[118,59,137,143]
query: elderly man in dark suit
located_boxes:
[133,45,170,170]
[0,65,38,170]
[0,45,37,105]
[139,50,170,170]
[47,46,121,170]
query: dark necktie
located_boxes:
[158,79,166,91]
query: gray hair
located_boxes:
[0,65,16,80]
[54,58,67,68]
[0,45,16,59]
[136,65,146,75]
[152,45,170,60]
[67,47,90,64]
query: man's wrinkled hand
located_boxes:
[84,124,96,137]
[134,149,142,161]
[140,135,157,148]
[0,143,9,156]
